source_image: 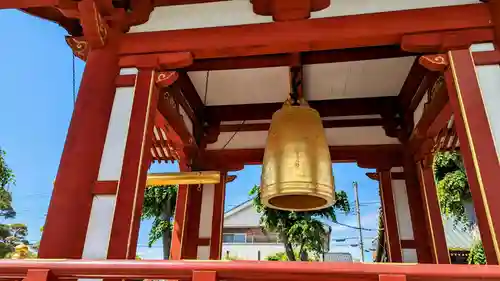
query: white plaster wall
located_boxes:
[222,244,284,260]
[311,0,480,18]
[199,184,215,238]
[81,195,116,258]
[390,167,414,242]
[402,249,418,263]
[197,245,211,260]
[472,43,500,158]
[98,86,135,181]
[130,0,479,32]
[130,1,272,33]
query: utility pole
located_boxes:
[353,181,365,262]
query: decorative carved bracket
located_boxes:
[78,0,109,49]
[156,71,179,88]
[366,172,380,181]
[65,36,89,60]
[251,0,330,21]
[419,54,449,72]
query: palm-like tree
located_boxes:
[141,185,177,259]
[249,185,350,261]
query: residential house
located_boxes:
[222,200,331,260]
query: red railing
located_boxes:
[0,260,499,281]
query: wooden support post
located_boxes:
[445,48,500,264]
[107,69,160,260]
[402,156,433,264]
[379,170,402,263]
[170,160,203,260]
[38,31,120,259]
[209,172,227,260]
[417,159,450,264]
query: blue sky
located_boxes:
[0,10,381,262]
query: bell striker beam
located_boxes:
[38,29,120,259]
[445,45,500,264]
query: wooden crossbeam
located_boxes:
[120,4,492,57]
[205,97,397,122]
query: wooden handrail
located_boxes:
[0,260,499,281]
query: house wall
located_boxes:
[224,205,261,227]
[222,244,285,260]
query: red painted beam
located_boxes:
[219,118,385,132]
[0,0,59,9]
[206,97,397,122]
[473,50,500,65]
[120,4,492,57]
[201,145,404,170]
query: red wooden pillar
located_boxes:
[416,159,450,264]
[170,160,191,259]
[170,169,227,260]
[38,32,120,258]
[378,170,402,262]
[445,48,500,264]
[209,172,227,260]
[402,157,433,264]
[107,69,159,259]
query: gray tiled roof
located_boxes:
[442,216,474,250]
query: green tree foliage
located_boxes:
[141,185,177,259]
[265,251,315,261]
[433,151,485,264]
[468,240,486,265]
[433,151,470,225]
[0,149,15,219]
[0,148,30,258]
[249,185,350,261]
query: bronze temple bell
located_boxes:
[261,92,335,211]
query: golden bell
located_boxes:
[261,99,335,211]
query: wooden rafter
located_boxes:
[409,81,451,157]
[176,72,204,120]
[157,87,196,151]
[398,58,428,112]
